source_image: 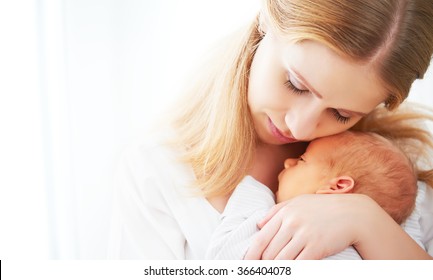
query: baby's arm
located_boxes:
[205,176,275,259]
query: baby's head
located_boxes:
[277,130,417,224]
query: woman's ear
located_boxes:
[316,176,355,194]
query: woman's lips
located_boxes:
[268,117,298,144]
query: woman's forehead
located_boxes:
[282,40,387,113]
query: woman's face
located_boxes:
[248,32,387,144]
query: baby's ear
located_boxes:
[316,176,354,194]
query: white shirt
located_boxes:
[107,134,221,259]
[107,135,433,259]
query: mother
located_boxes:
[108,0,433,259]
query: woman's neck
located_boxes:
[206,141,308,214]
[249,142,308,193]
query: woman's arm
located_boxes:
[354,197,430,259]
[244,194,432,260]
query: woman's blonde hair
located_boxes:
[171,0,433,197]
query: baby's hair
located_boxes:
[322,131,417,224]
[352,103,433,188]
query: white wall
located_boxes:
[0,0,432,260]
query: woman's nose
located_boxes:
[285,102,322,140]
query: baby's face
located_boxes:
[276,137,334,202]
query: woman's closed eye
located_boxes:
[285,79,352,124]
[284,79,309,95]
[331,109,351,124]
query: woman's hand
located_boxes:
[244,193,375,260]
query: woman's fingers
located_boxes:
[246,202,299,260]
[261,222,293,260]
[295,245,317,260]
[274,236,305,260]
[257,201,289,229]
[248,194,372,260]
[243,212,283,260]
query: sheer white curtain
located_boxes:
[1,0,432,260]
[0,0,259,259]
[0,0,51,260]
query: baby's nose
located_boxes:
[284,158,297,168]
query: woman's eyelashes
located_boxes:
[284,79,352,124]
[331,109,351,124]
[284,79,309,95]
